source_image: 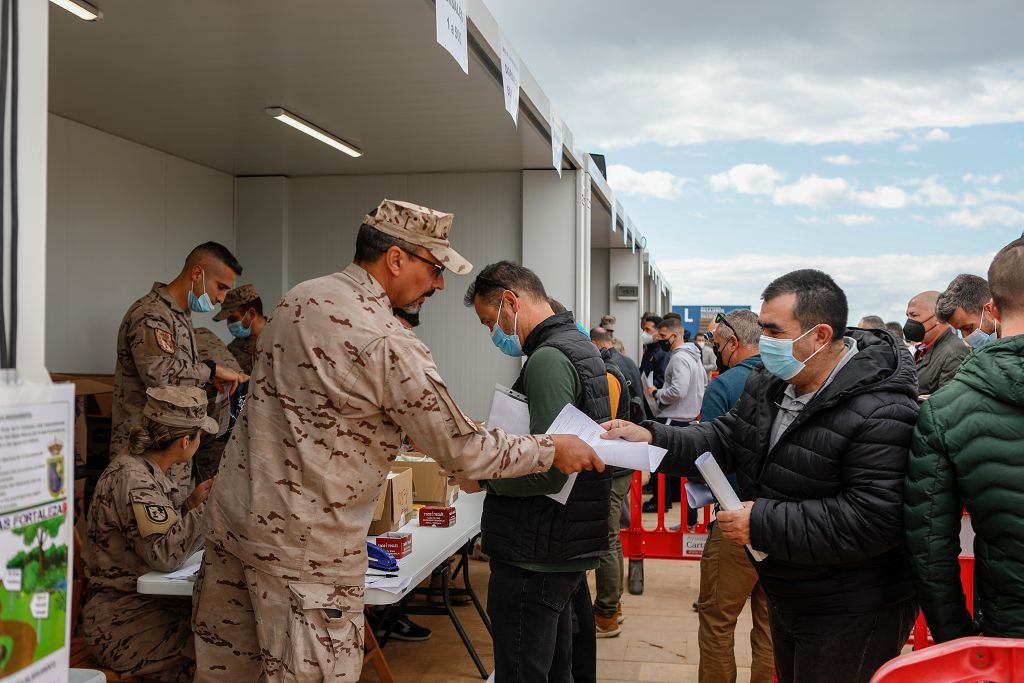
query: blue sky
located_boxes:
[485,0,1024,322]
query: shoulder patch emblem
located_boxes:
[154,328,175,354]
[132,501,180,537]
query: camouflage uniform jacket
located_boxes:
[83,453,204,593]
[194,328,243,437]
[112,283,211,488]
[227,335,258,375]
[204,263,555,585]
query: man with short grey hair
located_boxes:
[936,274,999,349]
[857,315,885,329]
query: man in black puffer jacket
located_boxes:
[604,269,919,683]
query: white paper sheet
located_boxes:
[365,574,413,593]
[486,384,530,434]
[641,372,659,416]
[165,552,204,581]
[435,0,468,74]
[694,452,767,562]
[500,36,520,126]
[544,404,667,504]
[685,481,716,508]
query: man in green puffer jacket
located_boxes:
[905,236,1024,642]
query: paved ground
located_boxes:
[359,555,760,682]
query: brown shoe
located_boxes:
[616,602,625,624]
[594,612,622,638]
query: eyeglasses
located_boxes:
[703,313,734,341]
[402,249,446,279]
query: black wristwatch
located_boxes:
[203,359,217,379]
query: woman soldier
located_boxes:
[82,385,217,681]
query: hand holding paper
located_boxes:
[694,452,767,562]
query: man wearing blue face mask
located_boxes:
[936,273,1000,350]
[112,242,249,493]
[213,284,268,375]
[463,261,612,683]
[602,269,920,683]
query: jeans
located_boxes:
[697,523,773,683]
[487,561,586,682]
[768,598,918,683]
[570,580,596,683]
[594,474,633,617]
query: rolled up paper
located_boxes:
[695,452,767,562]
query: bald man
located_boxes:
[904,290,969,396]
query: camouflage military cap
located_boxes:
[363,198,473,276]
[212,284,260,321]
[143,386,218,435]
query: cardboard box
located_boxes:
[368,466,414,535]
[419,506,457,528]
[374,531,413,559]
[400,457,459,506]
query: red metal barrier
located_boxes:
[909,511,975,650]
[620,470,712,561]
[870,636,1024,683]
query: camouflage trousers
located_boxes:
[192,543,366,682]
[81,589,195,683]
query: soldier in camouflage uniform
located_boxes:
[83,386,219,682]
[111,242,248,493]
[192,199,604,682]
[213,284,266,375]
[193,327,245,480]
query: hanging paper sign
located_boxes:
[436,0,469,75]
[550,112,565,178]
[500,37,520,126]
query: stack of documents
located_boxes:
[365,572,413,593]
[165,553,203,581]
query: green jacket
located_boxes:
[904,334,1024,642]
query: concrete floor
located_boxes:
[359,556,759,683]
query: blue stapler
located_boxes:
[367,542,399,572]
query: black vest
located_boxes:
[482,312,613,564]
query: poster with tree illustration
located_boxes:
[0,382,74,683]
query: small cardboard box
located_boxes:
[419,506,457,528]
[401,457,459,506]
[368,466,414,535]
[374,531,413,559]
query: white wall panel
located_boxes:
[46,115,234,372]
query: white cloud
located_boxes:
[945,205,1024,230]
[659,252,997,323]
[910,176,957,206]
[607,164,690,200]
[853,185,911,209]
[709,163,783,194]
[899,142,920,153]
[963,173,1003,185]
[824,154,857,166]
[977,187,1024,204]
[836,214,876,226]
[772,175,850,207]
[924,127,951,142]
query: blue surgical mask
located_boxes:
[490,296,523,357]
[188,269,215,314]
[965,309,997,349]
[758,326,825,381]
[227,313,252,339]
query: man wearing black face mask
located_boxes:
[904,290,968,396]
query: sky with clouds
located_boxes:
[484,0,1024,323]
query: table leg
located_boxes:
[458,539,492,637]
[363,608,396,683]
[441,558,490,680]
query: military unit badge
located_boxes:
[154,328,176,354]
[145,505,170,523]
[47,455,65,498]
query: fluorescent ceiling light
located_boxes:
[50,0,102,21]
[266,107,362,158]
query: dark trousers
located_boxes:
[487,561,586,682]
[768,598,918,683]
[570,580,596,683]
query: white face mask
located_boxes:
[640,331,654,346]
